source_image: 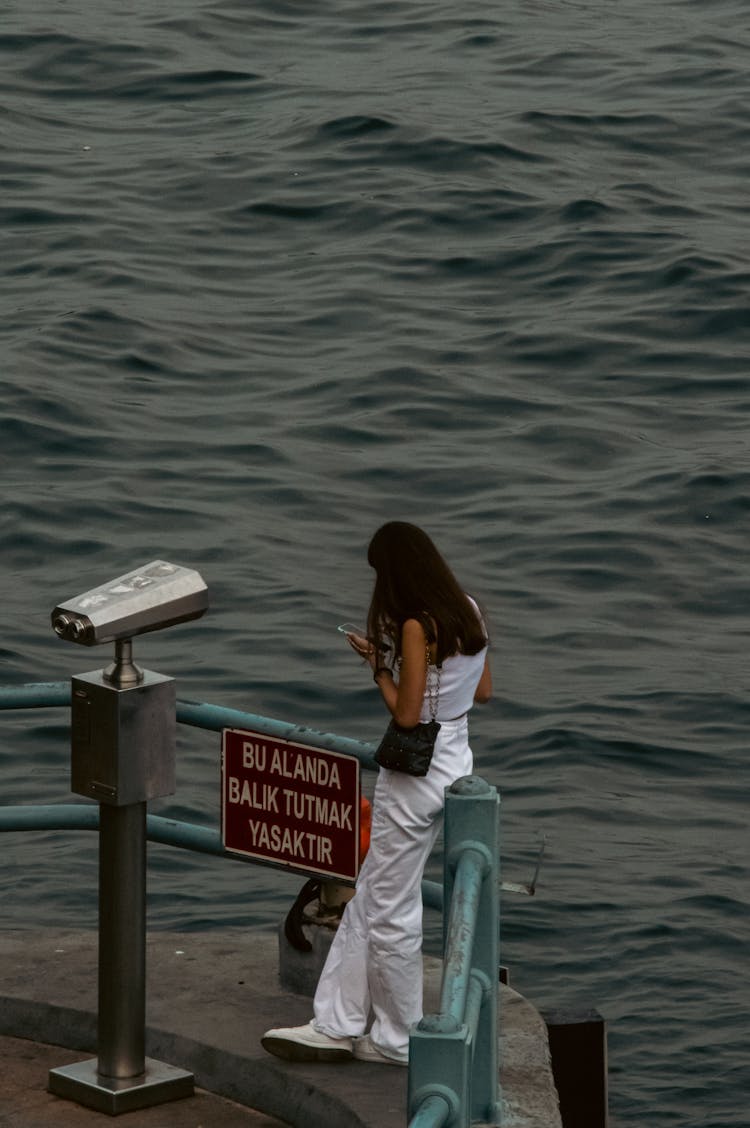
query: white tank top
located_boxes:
[423,647,487,722]
[417,597,488,722]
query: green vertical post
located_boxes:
[443,776,501,1125]
[409,1015,468,1128]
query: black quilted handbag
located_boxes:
[374,647,441,777]
[374,717,441,776]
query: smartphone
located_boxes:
[337,622,365,637]
[337,623,389,652]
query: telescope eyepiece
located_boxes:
[51,560,208,647]
[52,614,71,638]
[53,613,92,643]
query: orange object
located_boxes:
[359,795,372,863]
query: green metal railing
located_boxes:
[0,681,377,763]
[409,777,501,1127]
[1,682,500,1126]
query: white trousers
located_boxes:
[312,717,473,1061]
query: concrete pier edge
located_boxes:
[0,929,561,1127]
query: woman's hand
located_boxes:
[347,624,427,728]
[346,632,377,671]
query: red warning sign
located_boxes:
[221,728,360,883]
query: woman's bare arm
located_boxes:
[348,619,427,727]
[473,653,492,704]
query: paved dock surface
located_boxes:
[0,1034,286,1127]
[0,929,561,1127]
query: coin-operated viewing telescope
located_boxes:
[51,561,209,803]
[51,559,208,693]
[48,560,208,1114]
[52,559,208,646]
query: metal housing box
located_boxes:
[71,670,176,805]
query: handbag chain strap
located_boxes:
[426,643,441,722]
[395,641,441,721]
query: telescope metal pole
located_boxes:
[97,638,147,1079]
[97,800,147,1079]
[49,637,194,1114]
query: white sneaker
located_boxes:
[353,1034,408,1066]
[261,1021,353,1063]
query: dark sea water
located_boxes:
[1,1,748,1124]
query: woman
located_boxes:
[262,522,491,1066]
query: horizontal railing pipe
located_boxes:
[408,1093,453,1128]
[0,683,376,769]
[0,806,313,867]
[0,805,224,855]
[0,804,100,834]
[176,699,376,766]
[0,682,70,709]
[0,805,446,911]
[421,879,443,912]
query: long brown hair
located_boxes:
[366,522,487,664]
